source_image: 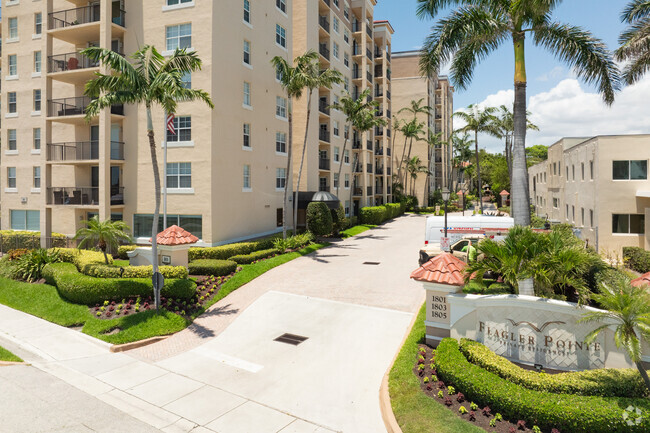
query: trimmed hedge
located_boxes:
[384,203,402,219]
[0,231,68,253]
[188,237,276,261]
[434,338,650,433]
[623,247,650,274]
[43,262,195,305]
[307,202,333,236]
[81,264,188,279]
[187,259,237,277]
[459,339,647,398]
[229,248,278,264]
[360,206,389,225]
[116,245,137,260]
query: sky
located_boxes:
[373,0,650,153]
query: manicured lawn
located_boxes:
[389,304,484,433]
[0,345,23,362]
[112,259,130,267]
[340,225,376,238]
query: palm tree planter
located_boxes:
[74,216,132,264]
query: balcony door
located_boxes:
[90,125,100,159]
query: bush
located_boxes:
[434,338,650,433]
[187,259,237,277]
[0,231,68,253]
[360,206,389,225]
[15,248,61,282]
[384,203,402,219]
[306,202,333,236]
[273,232,314,253]
[331,204,347,234]
[188,241,270,261]
[42,262,195,305]
[81,264,188,279]
[6,249,31,261]
[623,247,650,273]
[116,245,137,260]
[229,248,278,264]
[459,339,647,398]
[404,195,419,211]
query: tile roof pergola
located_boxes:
[151,225,199,246]
[410,252,467,286]
[631,272,650,288]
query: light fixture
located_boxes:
[441,188,450,202]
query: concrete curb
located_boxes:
[0,361,27,366]
[379,300,424,433]
[110,336,169,353]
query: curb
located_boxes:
[110,335,169,353]
[379,300,424,433]
[0,361,27,366]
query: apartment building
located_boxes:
[391,50,454,205]
[292,0,393,218]
[1,0,293,245]
[529,134,650,254]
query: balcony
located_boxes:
[366,71,373,82]
[387,109,391,119]
[48,52,99,73]
[352,22,362,32]
[319,158,330,170]
[367,186,373,196]
[49,6,125,44]
[375,127,384,136]
[375,109,383,117]
[319,184,330,192]
[375,67,383,78]
[386,52,391,62]
[366,25,373,38]
[353,68,361,79]
[319,15,330,33]
[387,167,392,175]
[387,129,391,138]
[376,186,384,194]
[319,43,330,61]
[319,129,330,143]
[319,101,330,115]
[47,186,124,206]
[47,141,125,162]
[367,163,373,174]
[352,140,362,150]
[387,90,391,99]
[48,97,124,120]
[353,44,362,56]
[375,48,382,58]
[387,147,391,156]
[375,147,383,156]
[367,140,373,150]
[376,166,384,175]
[354,164,362,173]
[353,187,363,196]
[366,49,373,60]
[375,88,384,97]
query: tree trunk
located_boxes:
[146,107,161,310]
[636,361,650,392]
[350,152,358,217]
[336,122,351,199]
[397,136,409,188]
[283,100,293,240]
[294,90,313,235]
[474,130,483,214]
[511,33,531,226]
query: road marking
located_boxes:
[192,346,263,373]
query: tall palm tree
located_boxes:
[293,59,342,234]
[496,105,538,181]
[580,274,650,391]
[396,119,426,188]
[74,216,132,264]
[454,105,501,213]
[452,131,474,187]
[405,156,429,196]
[421,129,445,205]
[418,0,620,225]
[329,89,374,199]
[350,110,387,215]
[82,46,213,307]
[398,98,432,124]
[616,1,650,85]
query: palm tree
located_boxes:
[82,46,213,307]
[329,89,374,200]
[616,1,650,85]
[421,129,445,205]
[579,273,650,391]
[495,105,538,181]
[454,105,501,213]
[272,52,319,238]
[74,216,132,265]
[350,110,387,214]
[452,132,473,187]
[405,156,429,196]
[293,59,342,234]
[396,119,426,188]
[418,0,620,225]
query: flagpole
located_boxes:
[163,111,168,230]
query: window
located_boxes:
[8,130,17,150]
[33,89,41,112]
[133,214,202,239]
[345,200,350,216]
[33,128,41,150]
[11,210,40,231]
[181,72,191,89]
[334,146,340,162]
[613,214,645,234]
[334,173,339,188]
[572,206,575,222]
[345,173,350,188]
[34,51,41,73]
[565,204,569,219]
[333,16,340,33]
[344,76,350,91]
[166,162,192,189]
[566,166,568,178]
[344,28,350,44]
[333,42,339,59]
[613,160,648,180]
[333,0,340,8]
[572,165,575,180]
[276,168,286,189]
[243,165,251,189]
[553,198,559,208]
[581,163,585,180]
[276,24,287,48]
[8,18,18,40]
[344,52,350,68]
[9,55,17,76]
[344,149,350,163]
[276,132,286,153]
[344,3,350,20]
[243,82,251,106]
[167,116,191,142]
[276,96,287,118]
[8,93,17,113]
[33,166,41,189]
[166,24,192,51]
[275,64,283,81]
[243,123,251,148]
[34,13,42,35]
[276,0,286,13]
[590,160,594,179]
[243,40,251,65]
[167,0,193,5]
[7,167,17,188]
[333,120,340,136]
[581,208,585,226]
[244,0,251,23]
[590,209,594,228]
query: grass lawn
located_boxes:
[389,304,484,433]
[112,259,130,267]
[0,243,327,345]
[0,345,23,362]
[340,225,376,238]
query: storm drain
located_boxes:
[274,333,308,346]
[363,261,381,265]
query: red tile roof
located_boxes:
[410,252,467,286]
[151,225,199,246]
[631,272,650,288]
[499,190,510,196]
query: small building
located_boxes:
[128,225,198,268]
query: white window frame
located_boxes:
[33,166,41,189]
[34,51,42,74]
[276,168,286,190]
[33,89,42,114]
[8,92,17,114]
[276,131,287,154]
[165,23,192,52]
[7,167,17,189]
[163,0,194,12]
[243,123,251,149]
[334,146,340,162]
[276,0,287,14]
[243,82,252,108]
[8,129,17,151]
[344,173,350,189]
[166,115,192,146]
[276,96,287,119]
[243,164,252,191]
[34,13,42,36]
[243,40,251,66]
[33,128,41,151]
[8,18,18,41]
[276,24,287,49]
[244,0,251,24]
[8,55,18,77]
[166,162,193,192]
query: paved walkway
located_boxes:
[0,215,427,433]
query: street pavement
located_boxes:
[0,215,427,433]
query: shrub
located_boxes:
[404,195,419,211]
[188,240,272,261]
[359,206,388,225]
[42,262,195,305]
[81,264,188,279]
[15,248,61,282]
[273,232,313,253]
[187,259,237,276]
[384,203,402,219]
[434,338,650,433]
[306,202,333,236]
[229,248,277,264]
[6,249,30,261]
[459,338,647,397]
[116,245,137,260]
[0,230,68,253]
[331,204,347,234]
[623,246,650,273]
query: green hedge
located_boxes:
[187,259,237,276]
[229,248,278,265]
[81,264,188,279]
[116,245,137,260]
[459,339,646,398]
[623,247,650,274]
[43,263,195,305]
[384,203,402,219]
[434,338,650,433]
[188,237,276,261]
[0,231,68,253]
[360,206,389,225]
[307,202,333,236]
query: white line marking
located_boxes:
[192,346,263,373]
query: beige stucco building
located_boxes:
[529,134,650,255]
[391,50,453,206]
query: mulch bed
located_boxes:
[414,344,553,433]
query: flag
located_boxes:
[166,113,176,135]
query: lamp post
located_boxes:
[442,188,450,239]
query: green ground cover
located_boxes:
[0,345,23,362]
[340,225,376,238]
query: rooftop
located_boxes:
[151,225,199,246]
[410,252,467,286]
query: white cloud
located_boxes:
[536,66,565,82]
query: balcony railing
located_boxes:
[375,68,383,78]
[319,130,330,143]
[387,109,391,118]
[376,166,384,175]
[386,52,391,62]
[375,147,383,156]
[353,68,361,79]
[49,5,126,29]
[322,0,330,5]
[352,140,361,150]
[319,184,330,192]
[367,186,373,196]
[319,101,330,115]
[366,140,373,150]
[353,45,362,56]
[319,43,330,60]
[352,22,362,32]
[375,127,384,136]
[366,25,373,38]
[47,141,125,161]
[387,167,392,175]
[47,186,124,206]
[375,48,382,58]
[48,96,123,117]
[319,158,330,170]
[375,88,384,97]
[367,163,373,173]
[319,15,330,33]
[353,187,363,196]
[48,52,107,73]
[387,90,391,99]
[366,49,373,60]
[387,129,391,138]
[354,164,362,173]
[376,186,384,194]
[366,71,373,82]
[376,109,383,117]
[387,147,391,156]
